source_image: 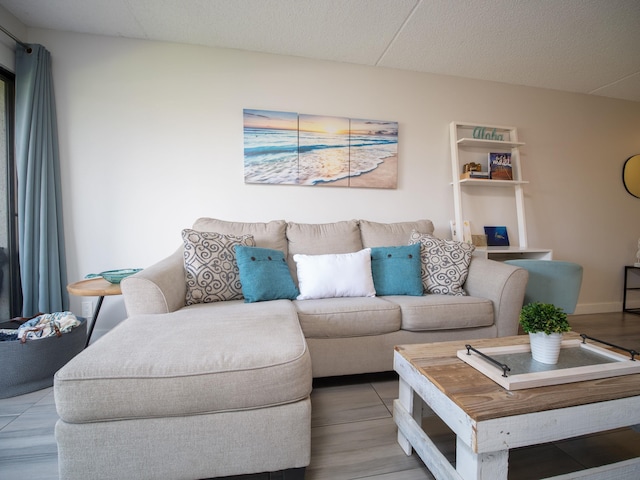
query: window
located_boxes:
[0,67,21,318]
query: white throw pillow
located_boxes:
[293,249,376,300]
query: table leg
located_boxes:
[85,295,105,348]
[456,437,508,480]
[397,376,422,455]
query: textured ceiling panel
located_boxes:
[0,0,638,102]
[128,0,419,65]
[378,0,640,96]
[0,0,144,38]
[590,72,640,102]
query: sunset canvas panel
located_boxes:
[243,109,299,184]
[298,114,350,186]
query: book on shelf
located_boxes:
[488,152,513,180]
[460,171,490,180]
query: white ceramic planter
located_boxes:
[529,332,563,364]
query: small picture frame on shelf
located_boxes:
[484,226,510,246]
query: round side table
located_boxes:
[67,278,122,347]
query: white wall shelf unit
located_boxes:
[449,121,552,260]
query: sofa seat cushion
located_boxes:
[385,295,494,331]
[294,297,401,338]
[54,300,311,424]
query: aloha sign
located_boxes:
[472,126,504,141]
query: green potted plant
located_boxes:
[519,302,571,364]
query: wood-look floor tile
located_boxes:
[0,454,59,480]
[0,387,52,417]
[34,390,56,407]
[0,407,59,480]
[308,417,430,480]
[0,313,637,480]
[0,416,16,429]
[357,466,435,480]
[311,383,391,427]
[508,443,585,479]
[557,313,640,350]
[554,427,640,468]
[371,378,399,412]
[0,402,59,468]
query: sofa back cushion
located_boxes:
[359,219,434,248]
[192,218,288,255]
[286,220,363,284]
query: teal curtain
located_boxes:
[15,44,68,316]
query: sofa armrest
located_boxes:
[121,248,186,315]
[464,258,528,337]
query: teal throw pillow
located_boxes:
[235,246,299,303]
[370,244,423,296]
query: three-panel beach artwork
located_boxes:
[243,109,398,188]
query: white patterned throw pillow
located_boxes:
[182,229,256,305]
[409,231,475,296]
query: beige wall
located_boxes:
[26,28,640,333]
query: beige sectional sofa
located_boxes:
[54,218,528,480]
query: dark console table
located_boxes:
[623,266,640,315]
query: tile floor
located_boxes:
[2,312,640,479]
[2,375,640,479]
[0,387,58,479]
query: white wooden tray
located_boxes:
[457,338,640,390]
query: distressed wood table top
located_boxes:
[395,332,640,422]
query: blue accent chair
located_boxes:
[504,260,583,314]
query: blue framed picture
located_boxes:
[484,226,510,246]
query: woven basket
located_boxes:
[1,317,86,398]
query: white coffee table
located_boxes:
[393,333,640,480]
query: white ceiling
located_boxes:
[1,0,639,102]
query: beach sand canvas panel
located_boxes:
[347,118,398,189]
[243,109,299,184]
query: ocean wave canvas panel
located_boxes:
[243,109,398,189]
[243,109,299,184]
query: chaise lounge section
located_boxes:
[54,218,527,479]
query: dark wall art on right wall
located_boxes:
[623,154,640,198]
